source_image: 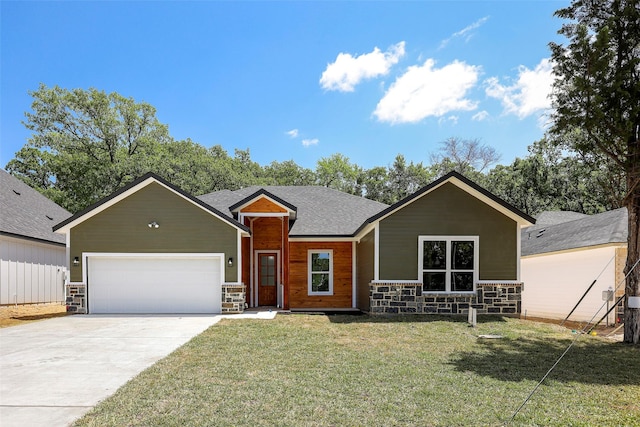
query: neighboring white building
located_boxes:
[521,208,627,324]
[0,169,71,305]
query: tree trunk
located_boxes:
[623,176,640,344]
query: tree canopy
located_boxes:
[549,0,640,344]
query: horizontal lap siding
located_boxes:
[379,183,517,281]
[356,231,375,311]
[289,241,352,309]
[70,182,238,282]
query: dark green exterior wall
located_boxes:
[356,230,375,311]
[69,182,238,282]
[379,183,517,281]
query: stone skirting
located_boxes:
[222,283,246,313]
[369,281,522,315]
[66,283,87,313]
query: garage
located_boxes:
[87,254,222,314]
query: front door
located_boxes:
[258,252,277,306]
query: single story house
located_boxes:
[521,208,628,324]
[1,169,71,305]
[53,171,534,315]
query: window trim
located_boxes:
[418,236,479,293]
[308,249,334,296]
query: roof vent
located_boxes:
[536,229,546,238]
[12,189,21,195]
[46,215,53,220]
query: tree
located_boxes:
[485,138,623,216]
[7,84,171,212]
[263,160,316,186]
[429,137,500,181]
[315,153,364,196]
[386,155,433,203]
[549,0,640,343]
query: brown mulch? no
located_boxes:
[0,303,68,328]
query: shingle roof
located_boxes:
[198,186,388,236]
[534,210,588,226]
[0,169,71,245]
[521,207,628,256]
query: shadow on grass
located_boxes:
[326,313,509,325]
[449,335,640,386]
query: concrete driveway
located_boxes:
[0,313,272,427]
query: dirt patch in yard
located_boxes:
[0,303,68,328]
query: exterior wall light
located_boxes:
[228,257,233,267]
[148,221,160,229]
[73,257,80,267]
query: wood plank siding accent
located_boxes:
[240,198,288,213]
[69,182,238,282]
[379,182,518,281]
[356,230,375,311]
[289,241,353,309]
[244,214,289,308]
[251,217,285,251]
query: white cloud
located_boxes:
[373,59,480,124]
[438,115,459,125]
[485,58,554,119]
[439,16,490,49]
[320,42,406,92]
[472,110,489,121]
[302,138,319,147]
[286,129,299,138]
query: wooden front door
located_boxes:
[258,252,277,306]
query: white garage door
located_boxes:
[88,255,222,314]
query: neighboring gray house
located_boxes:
[521,208,628,323]
[0,169,71,305]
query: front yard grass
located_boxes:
[74,314,640,427]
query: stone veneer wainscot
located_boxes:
[369,281,523,315]
[221,284,246,313]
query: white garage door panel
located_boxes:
[88,256,221,314]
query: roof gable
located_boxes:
[0,169,71,245]
[53,173,249,234]
[230,189,297,218]
[357,172,535,236]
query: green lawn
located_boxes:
[73,315,640,427]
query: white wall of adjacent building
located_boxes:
[0,235,67,305]
[521,245,622,324]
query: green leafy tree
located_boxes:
[386,154,434,203]
[549,0,640,343]
[7,84,171,212]
[485,138,623,216]
[263,160,316,186]
[362,166,389,203]
[315,153,364,196]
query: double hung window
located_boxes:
[419,236,478,293]
[308,250,333,295]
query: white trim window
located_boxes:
[308,250,333,295]
[418,236,478,293]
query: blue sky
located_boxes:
[1,1,565,171]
